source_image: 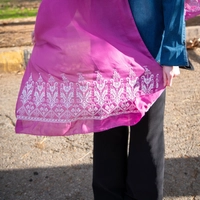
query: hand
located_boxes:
[162,66,180,87]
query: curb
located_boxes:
[0,47,32,73]
[0,26,199,74]
[0,17,36,26]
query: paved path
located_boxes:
[0,48,200,200]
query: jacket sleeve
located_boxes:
[160,0,189,66]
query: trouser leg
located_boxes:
[125,91,166,200]
[93,126,129,200]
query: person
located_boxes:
[92,0,188,200]
[15,0,168,135]
[15,0,199,199]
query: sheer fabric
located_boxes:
[16,0,166,136]
[185,0,200,19]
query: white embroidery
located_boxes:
[17,68,160,123]
[33,75,45,107]
[93,72,109,116]
[141,67,156,94]
[126,68,139,100]
[20,75,34,104]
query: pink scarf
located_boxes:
[185,0,200,20]
[16,0,173,136]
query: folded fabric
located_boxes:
[15,0,166,136]
[185,0,200,20]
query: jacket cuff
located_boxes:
[160,44,189,66]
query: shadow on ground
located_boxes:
[1,157,199,200]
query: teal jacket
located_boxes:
[129,0,189,66]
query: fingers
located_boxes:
[163,70,173,87]
[162,66,173,87]
[163,69,167,87]
[168,71,173,86]
[173,66,180,77]
[162,66,180,87]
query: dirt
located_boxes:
[0,0,40,48]
[0,21,34,48]
[1,49,200,200]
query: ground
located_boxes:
[0,2,200,200]
[0,0,40,48]
[1,50,200,200]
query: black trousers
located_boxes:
[93,91,166,200]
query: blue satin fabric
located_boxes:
[129,0,189,66]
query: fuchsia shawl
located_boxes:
[185,0,200,19]
[15,0,200,136]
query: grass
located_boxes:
[0,1,39,20]
[0,0,11,3]
[0,7,38,19]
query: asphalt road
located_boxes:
[0,49,200,200]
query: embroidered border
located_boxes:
[17,68,159,123]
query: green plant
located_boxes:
[0,7,38,19]
[0,0,39,19]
